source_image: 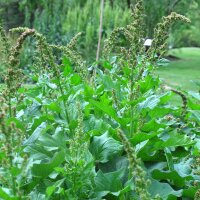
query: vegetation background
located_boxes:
[0,0,200,91]
[1,0,200,60]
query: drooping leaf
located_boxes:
[94,169,126,198]
[32,150,65,178]
[151,169,192,187]
[90,132,123,163]
[138,95,160,110]
[149,179,182,200]
[90,99,120,123]
[23,122,47,145]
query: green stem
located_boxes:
[5,131,16,195]
[9,154,17,195]
[129,61,136,137]
[58,80,72,134]
[8,94,12,118]
[7,87,17,195]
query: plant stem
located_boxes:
[58,80,72,134]
[129,60,136,137]
[6,85,17,194]
[96,0,104,62]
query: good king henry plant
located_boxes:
[0,0,200,199]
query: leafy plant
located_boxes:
[0,0,200,199]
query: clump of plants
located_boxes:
[0,0,200,199]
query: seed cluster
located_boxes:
[147,12,190,59]
[117,129,152,200]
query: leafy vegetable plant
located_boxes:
[0,0,199,199]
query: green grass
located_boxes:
[157,47,200,91]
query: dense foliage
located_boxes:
[0,0,200,62]
[0,0,200,199]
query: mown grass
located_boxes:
[157,47,200,91]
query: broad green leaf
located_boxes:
[26,115,49,134]
[182,186,200,198]
[188,99,200,110]
[23,122,47,145]
[25,87,42,98]
[38,131,66,151]
[94,169,125,198]
[32,150,65,178]
[130,132,159,146]
[45,102,62,113]
[90,99,120,123]
[102,61,112,70]
[24,101,42,118]
[70,74,81,85]
[24,144,52,161]
[189,110,200,123]
[139,131,195,157]
[151,169,192,187]
[138,95,160,110]
[46,185,56,197]
[140,76,159,94]
[188,91,200,101]
[174,158,194,178]
[142,119,165,132]
[90,132,123,163]
[46,178,65,197]
[149,106,176,118]
[84,116,111,135]
[0,188,17,200]
[149,179,182,200]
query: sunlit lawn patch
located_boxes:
[157,47,200,91]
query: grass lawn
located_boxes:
[157,47,200,91]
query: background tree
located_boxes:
[0,0,200,61]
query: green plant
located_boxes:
[0,0,200,199]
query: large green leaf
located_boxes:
[189,110,200,123]
[182,186,200,199]
[90,99,121,123]
[188,91,200,101]
[94,169,125,198]
[90,132,123,163]
[149,179,182,200]
[141,131,195,153]
[142,119,165,132]
[24,144,52,161]
[38,131,66,151]
[130,131,159,146]
[31,150,65,178]
[151,169,192,187]
[138,95,160,110]
[0,188,18,200]
[23,122,47,145]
